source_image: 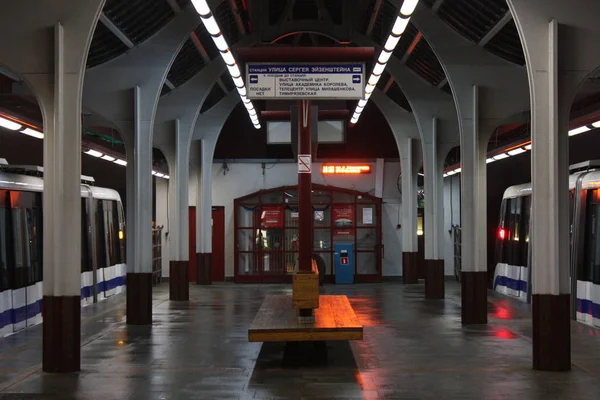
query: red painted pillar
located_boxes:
[297,100,313,317]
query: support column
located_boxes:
[169,119,190,301]
[423,118,445,299]
[197,138,215,285]
[400,138,420,284]
[42,23,82,373]
[460,85,488,324]
[530,20,570,371]
[297,100,314,319]
[127,85,153,325]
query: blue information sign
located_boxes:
[245,63,365,100]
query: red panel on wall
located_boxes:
[212,206,225,282]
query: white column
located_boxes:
[460,85,488,274]
[175,120,190,262]
[133,85,154,274]
[531,20,570,297]
[195,140,203,255]
[400,138,419,253]
[200,137,216,254]
[43,22,81,298]
[423,117,446,261]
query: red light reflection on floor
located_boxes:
[494,328,517,339]
[494,307,512,320]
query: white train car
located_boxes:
[0,165,126,337]
[494,161,600,327]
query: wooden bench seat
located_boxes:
[248,294,363,342]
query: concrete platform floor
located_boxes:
[0,282,599,399]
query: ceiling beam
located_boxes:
[190,32,229,94]
[477,11,512,48]
[315,0,333,24]
[165,0,181,13]
[432,0,445,13]
[383,76,395,94]
[401,32,422,63]
[277,0,297,26]
[365,0,383,37]
[165,79,176,90]
[99,13,134,49]
[228,0,247,36]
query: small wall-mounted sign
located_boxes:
[322,165,371,174]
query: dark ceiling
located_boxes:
[1,0,599,168]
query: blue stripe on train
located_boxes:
[2,275,127,329]
[0,298,44,328]
[577,298,600,319]
[494,275,528,293]
[80,275,126,299]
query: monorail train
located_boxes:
[0,164,126,337]
[494,160,600,327]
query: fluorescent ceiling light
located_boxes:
[212,34,228,52]
[372,62,386,76]
[227,63,241,77]
[364,91,373,100]
[201,16,221,36]
[507,148,526,156]
[101,155,115,161]
[85,149,103,158]
[486,158,496,164]
[400,0,419,16]
[568,126,590,136]
[0,116,21,130]
[378,50,393,64]
[447,170,457,175]
[254,124,261,129]
[443,173,448,177]
[221,50,235,66]
[493,153,509,160]
[358,99,367,107]
[365,83,375,94]
[156,173,165,178]
[384,35,401,52]
[164,175,170,179]
[191,0,211,16]
[453,168,461,173]
[391,16,410,35]
[368,74,381,86]
[592,120,600,128]
[21,127,44,139]
[243,102,253,110]
[524,144,531,150]
[232,75,244,88]
[236,86,247,96]
[114,159,127,166]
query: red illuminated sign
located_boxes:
[322,165,371,174]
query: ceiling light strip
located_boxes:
[350,0,419,124]
[191,0,261,129]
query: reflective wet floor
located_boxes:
[0,282,599,399]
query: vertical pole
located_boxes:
[297,100,313,317]
[530,19,570,371]
[43,22,82,373]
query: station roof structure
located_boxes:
[2,0,600,169]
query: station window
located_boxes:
[81,199,92,272]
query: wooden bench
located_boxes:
[248,294,363,342]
